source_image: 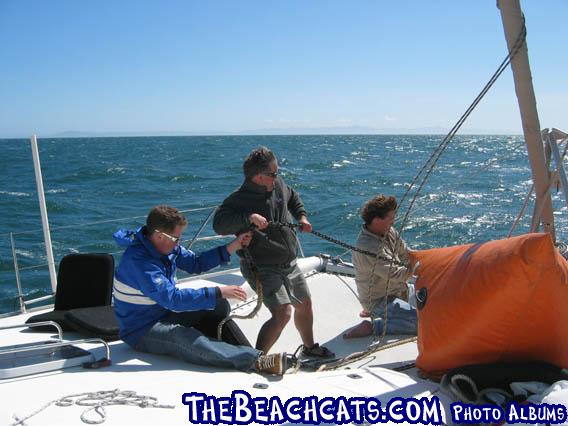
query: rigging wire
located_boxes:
[397,15,526,233]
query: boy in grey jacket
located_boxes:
[344,195,418,339]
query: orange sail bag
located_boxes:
[411,233,568,379]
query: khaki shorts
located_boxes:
[240,260,311,309]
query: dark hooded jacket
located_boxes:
[213,177,307,266]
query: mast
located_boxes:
[497,0,555,240]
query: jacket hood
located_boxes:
[113,227,142,247]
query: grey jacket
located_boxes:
[352,225,410,312]
[213,177,307,266]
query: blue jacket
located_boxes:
[112,226,230,346]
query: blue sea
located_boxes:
[1,135,566,315]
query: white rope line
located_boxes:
[2,206,217,238]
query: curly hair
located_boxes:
[361,195,397,225]
[146,205,187,233]
[243,146,276,180]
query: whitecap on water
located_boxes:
[106,167,126,174]
[15,249,34,259]
[0,191,30,197]
[471,214,494,226]
[449,192,483,200]
[413,216,441,223]
[505,166,530,173]
[451,216,472,224]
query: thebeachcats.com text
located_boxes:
[182,391,442,424]
[181,391,568,425]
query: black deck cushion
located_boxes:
[24,310,76,331]
[54,253,114,311]
[64,305,120,341]
[26,253,114,334]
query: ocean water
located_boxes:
[1,135,566,314]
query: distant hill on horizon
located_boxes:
[1,125,522,139]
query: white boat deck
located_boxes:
[0,267,452,425]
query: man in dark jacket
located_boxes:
[213,147,333,358]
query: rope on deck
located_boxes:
[216,247,264,340]
[11,389,174,425]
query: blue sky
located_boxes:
[1,1,567,137]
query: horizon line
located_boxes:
[0,131,524,140]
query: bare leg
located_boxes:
[293,298,315,348]
[255,304,292,354]
[343,320,373,339]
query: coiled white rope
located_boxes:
[11,388,174,425]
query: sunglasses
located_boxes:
[155,229,181,244]
[261,171,278,178]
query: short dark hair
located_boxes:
[243,146,276,180]
[146,205,187,233]
[361,195,397,225]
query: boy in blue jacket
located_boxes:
[113,205,286,375]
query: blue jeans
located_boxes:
[134,299,261,371]
[371,296,417,336]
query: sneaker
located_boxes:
[255,352,287,375]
